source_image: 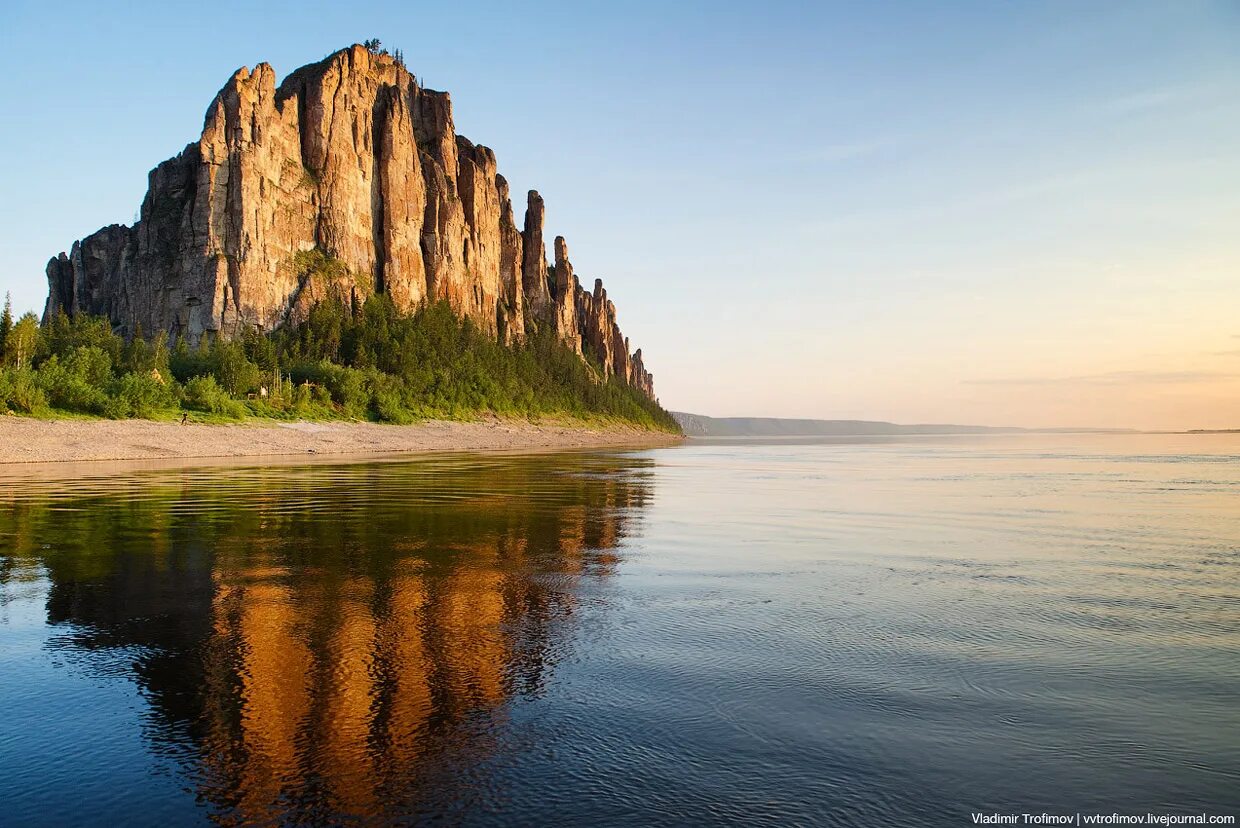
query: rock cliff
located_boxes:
[44,45,655,399]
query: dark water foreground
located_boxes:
[1,435,1238,826]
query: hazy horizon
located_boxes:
[2,1,1237,431]
[670,410,1142,431]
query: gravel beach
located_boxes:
[0,416,681,467]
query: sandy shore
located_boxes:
[0,416,682,466]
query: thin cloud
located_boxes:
[965,370,1233,387]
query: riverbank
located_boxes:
[0,415,682,465]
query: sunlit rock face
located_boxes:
[43,44,656,398]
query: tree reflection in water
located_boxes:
[0,452,654,824]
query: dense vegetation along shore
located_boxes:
[0,416,681,466]
[0,297,680,433]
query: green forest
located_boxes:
[0,294,680,432]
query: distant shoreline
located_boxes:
[0,416,682,467]
[671,411,1140,438]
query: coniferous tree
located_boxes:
[0,292,12,356]
[122,323,150,374]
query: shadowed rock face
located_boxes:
[44,44,655,399]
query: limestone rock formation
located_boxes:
[44,45,656,399]
[551,237,581,355]
[495,175,524,344]
[520,190,553,326]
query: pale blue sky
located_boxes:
[2,1,1238,428]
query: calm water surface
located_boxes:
[0,434,1237,825]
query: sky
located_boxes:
[1,0,1238,430]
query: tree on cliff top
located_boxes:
[362,39,403,67]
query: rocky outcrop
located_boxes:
[520,190,553,326]
[44,45,656,399]
[495,175,524,344]
[551,237,581,355]
[374,84,427,310]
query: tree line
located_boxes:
[0,292,679,432]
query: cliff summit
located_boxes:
[44,44,655,397]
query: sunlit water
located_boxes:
[1,434,1237,826]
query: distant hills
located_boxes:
[671,412,1131,437]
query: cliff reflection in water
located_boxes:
[0,453,654,823]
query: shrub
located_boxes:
[288,383,314,417]
[184,375,246,418]
[294,361,369,419]
[100,395,130,420]
[211,340,261,396]
[0,368,49,415]
[64,346,113,388]
[111,372,177,419]
[369,372,413,424]
[35,354,110,415]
